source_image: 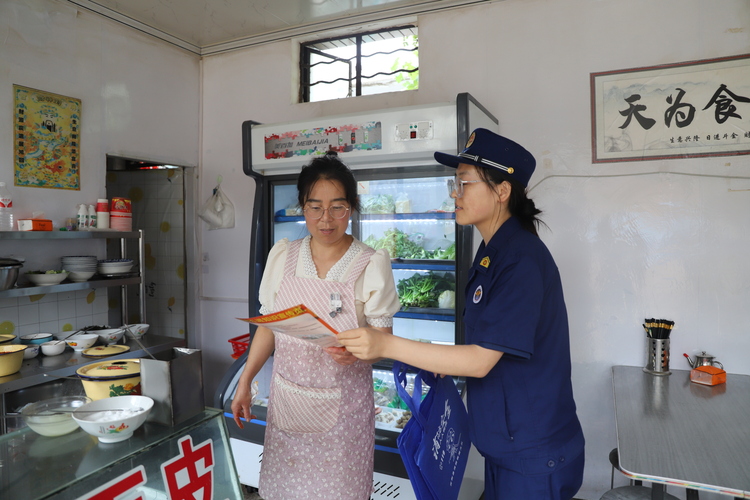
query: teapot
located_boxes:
[683,351,724,369]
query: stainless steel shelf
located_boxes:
[0,230,139,240]
[0,334,185,395]
[0,277,141,299]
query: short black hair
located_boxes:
[297,152,360,212]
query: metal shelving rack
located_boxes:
[0,230,146,324]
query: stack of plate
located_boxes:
[97,259,134,276]
[61,256,98,282]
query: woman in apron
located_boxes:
[339,129,585,500]
[231,152,400,500]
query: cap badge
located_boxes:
[465,132,476,149]
[480,256,490,268]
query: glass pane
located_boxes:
[309,49,353,102]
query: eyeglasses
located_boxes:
[303,205,350,220]
[447,175,481,198]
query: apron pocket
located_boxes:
[273,374,342,434]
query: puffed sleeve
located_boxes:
[358,248,401,327]
[258,238,290,314]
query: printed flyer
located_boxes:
[237,304,340,347]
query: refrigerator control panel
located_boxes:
[395,121,433,141]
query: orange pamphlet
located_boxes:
[237,304,340,347]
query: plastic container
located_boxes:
[0,182,14,231]
[110,198,132,231]
[229,333,251,359]
[87,204,96,228]
[77,204,87,230]
[96,198,110,229]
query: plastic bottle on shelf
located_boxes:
[77,204,88,230]
[0,182,13,231]
[87,204,96,229]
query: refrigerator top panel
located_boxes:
[248,101,459,176]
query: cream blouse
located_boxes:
[259,236,400,328]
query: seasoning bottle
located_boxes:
[96,198,110,229]
[87,204,96,229]
[77,204,88,230]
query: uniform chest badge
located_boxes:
[473,285,483,304]
[480,256,490,268]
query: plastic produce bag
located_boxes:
[199,184,235,229]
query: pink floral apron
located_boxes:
[258,238,375,500]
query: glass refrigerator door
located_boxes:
[357,175,457,346]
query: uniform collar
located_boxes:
[472,216,524,275]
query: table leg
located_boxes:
[651,483,665,500]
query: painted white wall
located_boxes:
[0,0,199,345]
[200,0,750,498]
[0,0,200,221]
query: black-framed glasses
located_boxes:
[303,205,350,220]
[446,175,481,198]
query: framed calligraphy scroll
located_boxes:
[13,85,81,189]
[591,54,750,163]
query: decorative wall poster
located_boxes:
[13,85,81,189]
[591,54,750,163]
[264,121,382,159]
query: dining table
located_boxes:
[611,365,750,499]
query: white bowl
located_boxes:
[23,344,40,359]
[123,324,149,339]
[96,328,125,345]
[68,271,96,282]
[65,333,99,351]
[22,395,92,437]
[41,340,67,356]
[26,272,69,286]
[72,395,154,443]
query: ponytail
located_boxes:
[475,166,546,236]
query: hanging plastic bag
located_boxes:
[199,182,235,229]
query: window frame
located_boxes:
[299,25,418,103]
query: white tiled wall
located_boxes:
[0,289,108,337]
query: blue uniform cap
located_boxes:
[434,128,536,187]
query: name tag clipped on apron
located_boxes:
[329,292,342,318]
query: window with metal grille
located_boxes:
[300,26,418,103]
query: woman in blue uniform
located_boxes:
[339,128,585,500]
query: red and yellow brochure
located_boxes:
[237,304,340,347]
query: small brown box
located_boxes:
[690,365,726,386]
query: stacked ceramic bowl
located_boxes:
[61,256,98,282]
[97,259,134,276]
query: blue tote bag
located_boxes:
[393,361,471,500]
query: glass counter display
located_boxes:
[0,408,243,500]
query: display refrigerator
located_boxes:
[215,93,497,499]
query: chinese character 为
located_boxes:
[703,84,750,124]
[619,94,656,130]
[664,88,696,128]
[161,436,215,500]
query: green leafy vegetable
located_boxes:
[364,228,456,260]
[397,272,455,309]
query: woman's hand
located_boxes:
[338,327,390,361]
[324,346,358,365]
[230,384,256,429]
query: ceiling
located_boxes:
[66,0,492,56]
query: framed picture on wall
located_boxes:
[13,85,81,190]
[590,53,750,163]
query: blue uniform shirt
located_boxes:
[463,216,584,472]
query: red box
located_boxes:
[690,365,726,386]
[228,334,251,359]
[17,219,53,231]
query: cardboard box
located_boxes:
[141,348,204,426]
[17,219,53,231]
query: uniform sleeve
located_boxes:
[258,238,290,315]
[357,248,401,328]
[471,254,543,358]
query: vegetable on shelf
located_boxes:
[364,228,456,260]
[397,271,455,309]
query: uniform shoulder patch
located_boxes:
[480,256,490,268]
